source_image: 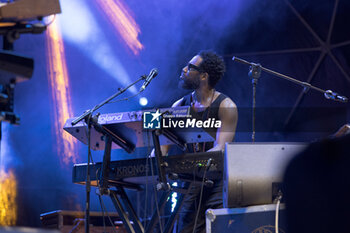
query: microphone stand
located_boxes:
[232,56,348,142]
[248,63,261,143]
[71,75,146,126]
[71,75,146,233]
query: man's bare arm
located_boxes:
[208,98,238,151]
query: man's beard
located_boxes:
[178,77,200,90]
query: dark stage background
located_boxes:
[0,0,349,226]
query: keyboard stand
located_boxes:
[109,187,144,233]
[95,120,191,233]
[103,180,194,233]
[145,182,193,233]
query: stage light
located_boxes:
[45,19,78,165]
[58,0,137,94]
[139,97,148,106]
[0,168,17,226]
[94,0,144,55]
[171,182,178,212]
[0,123,17,226]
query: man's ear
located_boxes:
[201,72,209,81]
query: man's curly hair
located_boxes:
[198,50,226,88]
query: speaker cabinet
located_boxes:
[223,142,306,208]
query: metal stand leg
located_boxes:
[145,182,193,233]
[99,135,112,194]
[145,191,172,232]
[163,182,192,233]
[110,188,144,233]
[152,129,170,191]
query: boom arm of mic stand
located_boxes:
[232,56,348,103]
[71,75,145,126]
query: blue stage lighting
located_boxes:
[139,97,148,106]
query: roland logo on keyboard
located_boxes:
[143,109,221,129]
[98,113,123,123]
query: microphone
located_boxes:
[140,68,158,92]
[324,90,348,103]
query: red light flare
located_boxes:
[45,20,78,165]
[95,0,144,55]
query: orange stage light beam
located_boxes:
[95,0,144,55]
[0,168,17,226]
[45,20,77,165]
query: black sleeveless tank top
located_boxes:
[179,92,228,152]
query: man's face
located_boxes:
[179,55,203,90]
